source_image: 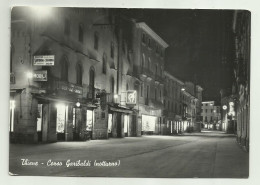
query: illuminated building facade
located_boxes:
[10,7,120,143]
[131,22,168,135]
[163,71,184,135]
[201,101,221,130]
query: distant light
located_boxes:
[114,94,118,99]
[210,103,213,106]
[223,105,227,110]
[27,72,33,78]
[181,88,185,91]
[76,102,81,107]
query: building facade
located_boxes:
[201,101,221,130]
[163,71,184,135]
[232,10,250,151]
[10,7,120,143]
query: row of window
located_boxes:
[64,19,115,59]
[164,100,182,115]
[141,54,163,76]
[142,32,164,58]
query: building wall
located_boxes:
[232,10,250,151]
[10,7,118,143]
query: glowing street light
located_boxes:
[27,72,33,79]
[76,102,81,107]
[181,88,185,91]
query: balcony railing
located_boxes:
[155,74,163,83]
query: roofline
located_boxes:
[164,71,184,85]
[136,22,169,48]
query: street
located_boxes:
[9,131,249,178]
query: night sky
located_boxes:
[120,9,235,103]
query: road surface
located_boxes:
[9,131,249,178]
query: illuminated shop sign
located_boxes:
[33,70,47,81]
[58,81,83,95]
[34,55,55,66]
[126,90,137,105]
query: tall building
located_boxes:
[131,22,169,135]
[10,7,119,143]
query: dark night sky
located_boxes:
[121,9,235,103]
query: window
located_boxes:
[89,67,95,99]
[110,77,114,93]
[160,89,162,99]
[61,57,68,81]
[64,19,70,36]
[141,83,143,97]
[148,58,151,71]
[148,38,151,48]
[142,32,146,43]
[160,49,164,58]
[126,83,129,91]
[102,53,107,74]
[155,88,157,100]
[111,42,114,58]
[156,44,159,53]
[142,54,145,69]
[94,32,99,50]
[78,24,84,43]
[155,64,158,75]
[76,63,82,85]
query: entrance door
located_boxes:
[56,104,67,141]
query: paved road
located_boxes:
[9,131,249,178]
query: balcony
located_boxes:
[155,74,164,84]
[140,67,154,80]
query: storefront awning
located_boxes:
[109,105,133,114]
